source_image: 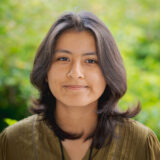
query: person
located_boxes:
[0,11,160,160]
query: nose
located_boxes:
[67,61,84,79]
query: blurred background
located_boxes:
[0,0,160,140]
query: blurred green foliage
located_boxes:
[4,118,17,126]
[0,0,159,140]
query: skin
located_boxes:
[47,29,106,160]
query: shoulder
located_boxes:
[112,119,160,159]
[116,118,153,149]
[0,114,40,148]
[120,118,149,136]
[1,115,37,138]
[116,118,160,158]
[118,118,153,143]
[0,115,39,160]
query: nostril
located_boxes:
[66,70,84,79]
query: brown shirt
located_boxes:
[0,114,160,160]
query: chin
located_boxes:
[62,100,91,108]
[66,103,90,107]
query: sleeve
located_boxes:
[145,129,160,160]
[0,130,8,160]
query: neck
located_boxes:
[55,101,98,140]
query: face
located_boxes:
[47,30,106,108]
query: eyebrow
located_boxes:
[54,49,97,56]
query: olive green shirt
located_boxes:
[0,114,160,160]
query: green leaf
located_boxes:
[4,118,17,126]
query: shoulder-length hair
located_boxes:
[30,11,140,149]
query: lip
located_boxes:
[64,85,88,90]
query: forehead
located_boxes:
[54,29,97,53]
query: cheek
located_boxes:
[48,65,64,80]
[87,69,106,92]
[47,66,64,89]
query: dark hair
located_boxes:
[30,11,141,149]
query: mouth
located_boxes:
[63,85,88,90]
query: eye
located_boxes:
[86,59,98,64]
[57,57,69,61]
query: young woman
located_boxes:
[0,11,160,160]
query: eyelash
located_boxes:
[57,57,69,61]
[57,57,98,64]
[86,59,97,64]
